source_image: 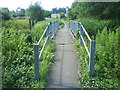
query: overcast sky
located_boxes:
[0,0,74,11]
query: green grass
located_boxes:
[2,19,29,30]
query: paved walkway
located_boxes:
[47,22,80,88]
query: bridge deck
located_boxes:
[47,22,81,88]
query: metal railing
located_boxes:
[69,20,96,76]
[69,20,78,36]
[34,21,59,80]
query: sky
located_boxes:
[0,0,74,11]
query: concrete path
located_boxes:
[47,22,80,88]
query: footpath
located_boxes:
[47,22,80,88]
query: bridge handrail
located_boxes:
[69,20,96,77]
[34,20,59,80]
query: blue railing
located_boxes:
[34,21,59,80]
[69,20,96,76]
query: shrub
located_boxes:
[75,26,119,88]
[2,20,55,88]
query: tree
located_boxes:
[16,8,26,17]
[0,8,10,20]
[60,12,65,18]
[58,8,66,13]
[51,8,58,14]
[67,2,120,23]
[27,2,44,22]
[10,10,16,18]
[51,7,67,14]
[44,10,51,17]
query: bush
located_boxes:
[77,17,117,37]
[95,27,119,88]
[75,26,119,88]
[2,20,55,88]
[2,20,29,30]
[59,20,64,29]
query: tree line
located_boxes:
[1,2,69,22]
[67,2,120,24]
[51,7,67,14]
[0,2,51,22]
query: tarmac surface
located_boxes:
[47,23,80,88]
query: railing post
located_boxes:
[73,21,75,35]
[46,24,50,43]
[46,24,49,37]
[75,22,78,37]
[78,22,83,44]
[70,20,72,30]
[72,21,73,33]
[69,21,70,29]
[54,21,55,35]
[57,20,59,31]
[89,40,96,77]
[72,21,73,32]
[71,21,73,32]
[55,21,56,35]
[34,44,40,80]
[52,21,55,37]
[51,21,54,37]
[70,21,71,31]
[56,20,58,32]
[49,22,52,38]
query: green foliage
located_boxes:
[68,2,120,21]
[67,2,120,42]
[68,1,120,88]
[27,2,44,21]
[16,8,26,17]
[77,17,116,37]
[60,12,65,19]
[31,20,50,41]
[75,27,119,88]
[2,20,29,30]
[0,8,10,20]
[87,2,120,20]
[67,2,90,20]
[95,27,119,88]
[59,20,64,29]
[44,10,51,18]
[2,20,55,88]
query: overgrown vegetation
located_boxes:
[75,27,119,88]
[68,2,120,88]
[2,19,29,30]
[77,18,117,37]
[2,19,55,88]
[68,2,120,23]
[59,20,64,29]
[68,2,120,37]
